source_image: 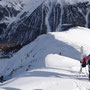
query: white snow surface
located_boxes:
[0,27,90,90]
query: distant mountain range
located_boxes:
[0,0,90,46]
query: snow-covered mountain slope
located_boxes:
[1,0,90,46]
[0,27,90,79]
[1,27,90,90]
[0,55,85,90]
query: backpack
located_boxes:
[82,59,90,67]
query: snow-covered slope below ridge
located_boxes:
[0,27,90,81]
[1,27,90,90]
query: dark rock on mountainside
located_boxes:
[1,1,90,52]
[0,5,20,36]
[4,4,48,45]
[0,0,24,39]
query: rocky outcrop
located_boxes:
[0,0,24,40]
[0,5,20,35]
[1,1,90,46]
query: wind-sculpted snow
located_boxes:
[1,27,90,83]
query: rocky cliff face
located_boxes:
[0,0,24,40]
[1,0,90,46]
[0,5,20,35]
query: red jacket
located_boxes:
[82,56,90,64]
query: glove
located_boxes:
[80,61,82,63]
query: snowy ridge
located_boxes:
[0,0,90,89]
[0,27,90,78]
[17,0,45,20]
[0,27,90,89]
[13,0,90,20]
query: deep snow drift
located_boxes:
[0,27,90,90]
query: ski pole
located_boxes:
[79,46,83,73]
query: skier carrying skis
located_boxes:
[81,54,90,80]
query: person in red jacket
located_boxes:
[81,54,90,80]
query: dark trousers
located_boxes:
[89,71,90,80]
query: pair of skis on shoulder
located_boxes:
[79,46,88,77]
